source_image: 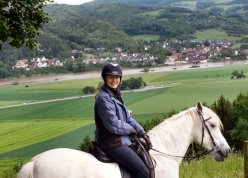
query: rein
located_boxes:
[150,147,213,162]
[149,109,219,162]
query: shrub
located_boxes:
[82,86,96,94]
[78,135,93,152]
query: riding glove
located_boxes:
[143,133,153,148]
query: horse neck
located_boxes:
[148,109,195,164]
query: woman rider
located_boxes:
[94,63,152,178]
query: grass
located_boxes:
[0,124,96,158]
[132,35,160,42]
[194,28,242,40]
[138,10,161,18]
[0,120,93,154]
[180,154,244,177]
[0,158,29,178]
[0,78,100,106]
[169,1,197,10]
[232,43,243,49]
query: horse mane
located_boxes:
[150,107,193,131]
[166,108,192,121]
[152,106,223,131]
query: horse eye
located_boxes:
[210,123,216,128]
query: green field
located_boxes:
[138,10,161,18]
[169,1,197,10]
[194,28,242,40]
[0,64,247,176]
[0,78,100,106]
[132,35,160,42]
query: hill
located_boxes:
[94,0,247,9]
[0,1,248,65]
[0,4,140,61]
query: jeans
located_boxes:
[103,145,149,178]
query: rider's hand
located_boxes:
[143,133,153,148]
[130,129,137,136]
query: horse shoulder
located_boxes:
[154,157,179,178]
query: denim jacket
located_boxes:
[94,85,145,147]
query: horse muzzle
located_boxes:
[213,145,230,162]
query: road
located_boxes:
[0,85,170,109]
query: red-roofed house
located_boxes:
[14,59,29,69]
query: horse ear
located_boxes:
[197,101,203,113]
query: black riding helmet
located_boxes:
[101,63,122,77]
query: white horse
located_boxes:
[17,102,230,178]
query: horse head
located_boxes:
[192,102,230,162]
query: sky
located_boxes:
[52,0,94,5]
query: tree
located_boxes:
[211,95,236,147]
[120,77,146,90]
[82,86,96,94]
[231,70,245,79]
[78,135,93,152]
[230,119,248,150]
[0,0,53,50]
[233,92,248,122]
[231,92,248,150]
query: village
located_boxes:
[13,39,248,69]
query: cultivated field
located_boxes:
[0,64,247,176]
[194,28,242,40]
[132,35,160,42]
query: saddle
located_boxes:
[89,138,155,178]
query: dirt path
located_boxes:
[0,61,247,87]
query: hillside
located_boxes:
[0,0,248,64]
[94,0,247,9]
[0,4,140,61]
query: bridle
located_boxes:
[150,108,221,162]
[197,109,220,152]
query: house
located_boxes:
[84,48,94,52]
[162,42,169,49]
[144,45,151,51]
[202,47,210,53]
[164,58,175,65]
[37,60,47,68]
[90,58,97,64]
[49,59,63,66]
[224,57,231,62]
[121,52,128,58]
[181,48,192,54]
[14,59,29,69]
[83,58,90,65]
[115,47,122,52]
[169,55,179,61]
[243,49,248,55]
[72,49,77,54]
[243,49,248,59]
[97,47,105,51]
